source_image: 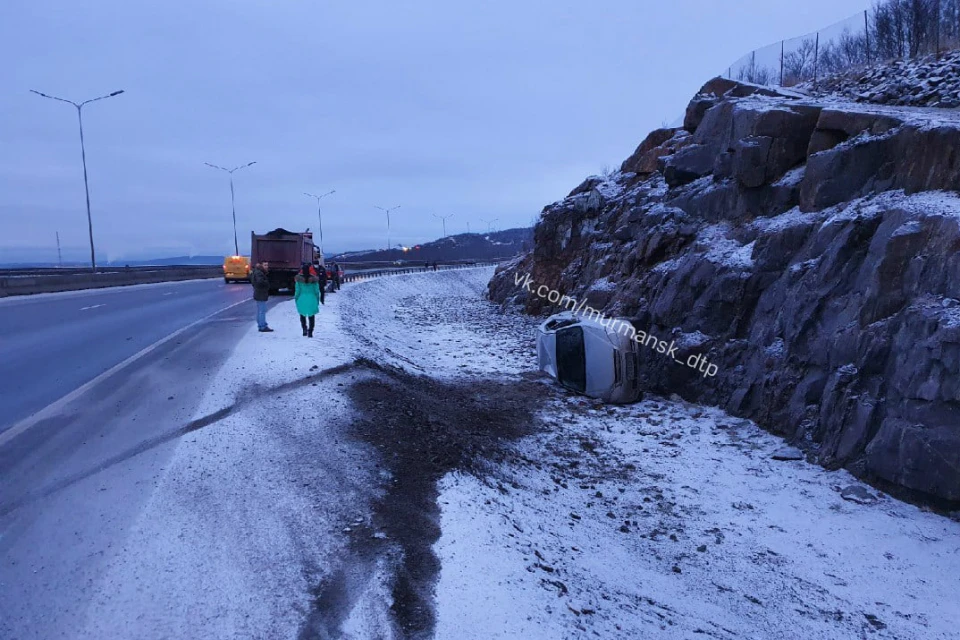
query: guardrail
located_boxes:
[341,261,499,284]
[0,261,505,298]
[0,265,220,277]
[337,258,511,272]
[0,266,223,298]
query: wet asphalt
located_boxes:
[0,282,276,639]
[0,279,256,433]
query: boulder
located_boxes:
[839,485,880,505]
[567,176,603,198]
[866,421,960,501]
[696,76,741,98]
[620,128,678,174]
[693,76,802,101]
[733,136,772,188]
[816,109,903,137]
[808,129,849,156]
[800,135,896,210]
[685,97,719,133]
[771,445,805,461]
[660,144,717,188]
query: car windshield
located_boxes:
[545,317,577,332]
[555,326,586,393]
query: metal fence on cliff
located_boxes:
[725,1,960,88]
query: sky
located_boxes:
[0,0,870,263]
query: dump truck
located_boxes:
[250,228,318,293]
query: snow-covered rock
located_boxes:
[798,49,960,109]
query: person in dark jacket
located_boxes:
[250,262,273,332]
[295,264,321,337]
[331,262,342,291]
[313,260,327,305]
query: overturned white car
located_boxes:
[536,312,642,403]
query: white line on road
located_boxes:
[0,296,252,449]
[79,304,106,311]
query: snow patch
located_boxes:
[699,224,755,269]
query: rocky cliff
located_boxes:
[489,76,960,504]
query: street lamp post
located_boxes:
[31,89,125,272]
[205,161,256,256]
[375,205,401,251]
[304,190,335,257]
[433,213,454,238]
[480,217,499,233]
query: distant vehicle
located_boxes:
[536,312,641,403]
[222,255,251,283]
[324,263,344,292]
[250,228,316,293]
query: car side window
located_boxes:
[555,326,586,393]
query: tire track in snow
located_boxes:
[0,359,378,518]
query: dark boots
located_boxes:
[300,315,316,337]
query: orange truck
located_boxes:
[223,255,251,283]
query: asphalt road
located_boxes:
[0,279,282,638]
[0,279,255,433]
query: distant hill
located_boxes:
[329,228,532,263]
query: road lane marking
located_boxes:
[79,304,106,311]
[0,296,252,449]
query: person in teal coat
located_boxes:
[294,263,321,337]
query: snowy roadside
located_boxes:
[345,270,960,640]
[433,398,960,639]
[339,267,536,379]
[73,289,390,639]
[71,266,960,639]
[324,266,960,639]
